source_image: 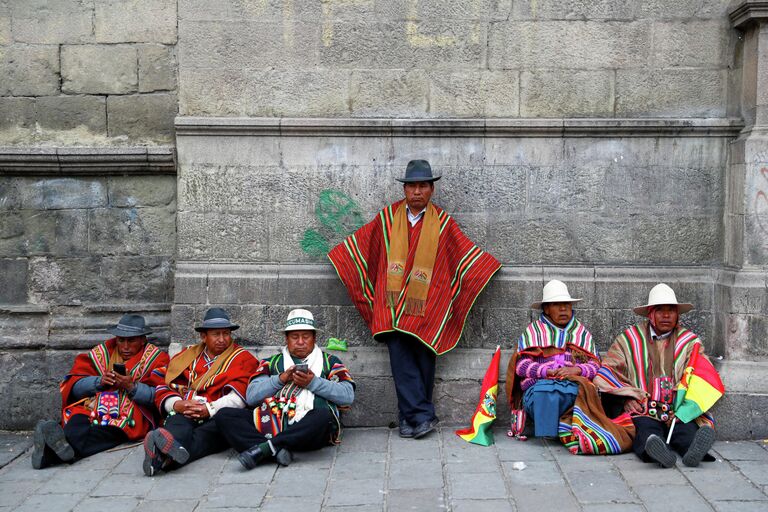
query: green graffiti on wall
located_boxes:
[301,189,365,258]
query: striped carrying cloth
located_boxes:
[594,321,716,428]
[328,200,501,355]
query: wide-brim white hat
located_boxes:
[283,308,318,332]
[530,280,583,309]
[633,283,694,317]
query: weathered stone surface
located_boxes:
[106,93,177,140]
[61,45,138,95]
[18,178,108,210]
[0,259,27,304]
[108,176,176,207]
[488,21,651,70]
[88,206,176,257]
[10,0,93,44]
[616,69,727,117]
[429,71,519,117]
[138,44,177,92]
[35,95,107,133]
[636,1,732,19]
[520,70,614,117]
[0,45,60,96]
[177,212,270,261]
[95,0,177,44]
[0,210,89,258]
[511,0,637,20]
[652,20,730,68]
[0,0,10,45]
[350,69,429,118]
[0,97,36,129]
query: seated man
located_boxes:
[33,314,168,469]
[215,309,355,468]
[506,280,634,454]
[595,283,718,468]
[143,307,259,476]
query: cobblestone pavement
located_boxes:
[1,428,767,511]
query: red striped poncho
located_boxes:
[328,200,501,355]
[594,321,716,428]
[60,338,169,440]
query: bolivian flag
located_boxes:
[673,343,725,423]
[455,346,501,446]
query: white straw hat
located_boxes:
[530,280,582,309]
[283,308,318,332]
[632,283,694,317]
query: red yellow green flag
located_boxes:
[455,346,501,446]
[673,343,725,424]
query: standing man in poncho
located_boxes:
[328,160,501,439]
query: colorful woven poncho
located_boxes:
[328,200,501,355]
[60,338,168,440]
[594,321,716,428]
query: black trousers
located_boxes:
[381,331,437,426]
[64,413,128,459]
[215,407,337,453]
[163,414,229,468]
[632,416,699,462]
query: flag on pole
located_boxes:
[455,346,501,446]
[673,344,725,424]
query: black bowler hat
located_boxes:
[107,314,153,337]
[395,160,441,183]
[195,307,240,332]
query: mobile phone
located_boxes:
[294,363,309,373]
[113,363,127,375]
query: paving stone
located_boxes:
[614,456,689,486]
[633,485,712,512]
[260,497,323,512]
[448,471,507,500]
[332,452,386,481]
[451,499,514,512]
[271,467,330,497]
[502,460,566,486]
[589,505,645,512]
[565,469,636,504]
[712,502,768,512]
[326,477,385,507]
[75,496,140,512]
[444,447,501,473]
[91,475,154,497]
[495,436,554,461]
[144,474,211,500]
[388,458,444,489]
[111,446,145,474]
[0,480,43,507]
[204,483,268,508]
[732,460,768,486]
[134,499,202,512]
[72,448,131,470]
[390,435,441,461]
[216,458,276,484]
[713,441,768,461]
[387,488,445,511]
[685,467,768,502]
[510,484,579,511]
[36,469,108,494]
[0,432,31,467]
[13,493,84,512]
[323,506,381,512]
[338,427,389,453]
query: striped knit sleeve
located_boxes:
[577,359,600,380]
[516,354,550,379]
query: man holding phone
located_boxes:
[215,309,356,469]
[32,314,168,469]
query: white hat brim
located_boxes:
[633,303,694,317]
[530,298,582,309]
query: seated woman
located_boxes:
[32,314,168,469]
[505,280,634,454]
[143,307,259,476]
[215,309,355,468]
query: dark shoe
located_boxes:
[32,420,50,469]
[238,444,270,470]
[142,431,167,477]
[398,420,414,438]
[645,434,676,468]
[682,426,715,467]
[152,428,190,465]
[33,420,74,469]
[413,419,439,439]
[275,448,293,467]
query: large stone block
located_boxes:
[350,70,429,118]
[651,20,730,68]
[0,0,9,45]
[528,165,607,213]
[61,45,138,95]
[0,311,50,348]
[439,165,527,215]
[0,45,60,96]
[95,0,177,44]
[179,20,320,70]
[615,69,727,117]
[0,97,36,129]
[10,0,93,44]
[0,259,27,304]
[744,215,768,266]
[88,206,176,257]
[629,215,721,265]
[520,70,614,117]
[428,70,519,117]
[179,67,351,117]
[28,256,174,305]
[637,1,732,19]
[319,21,485,70]
[138,44,177,92]
[0,210,89,258]
[108,176,176,208]
[35,95,107,133]
[177,212,270,261]
[488,21,651,70]
[106,93,177,140]
[18,177,108,210]
[376,0,512,21]
[511,0,637,20]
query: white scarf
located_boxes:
[281,345,324,424]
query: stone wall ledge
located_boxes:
[730,1,768,29]
[0,146,176,175]
[175,117,745,138]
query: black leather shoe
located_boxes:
[682,426,715,467]
[238,444,270,470]
[32,420,74,469]
[399,420,414,438]
[413,419,439,439]
[275,448,293,467]
[645,434,676,468]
